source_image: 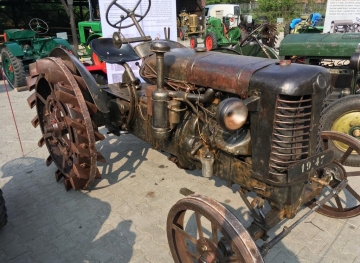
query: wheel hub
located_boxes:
[331,111,360,153]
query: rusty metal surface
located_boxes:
[27,57,104,190]
[167,194,264,263]
[142,48,275,95]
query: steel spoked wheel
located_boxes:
[311,131,360,218]
[1,47,26,88]
[320,95,360,166]
[205,32,217,51]
[27,57,105,190]
[167,195,263,263]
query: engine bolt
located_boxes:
[201,245,207,251]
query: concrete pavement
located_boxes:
[0,62,359,262]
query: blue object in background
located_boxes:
[290,18,301,29]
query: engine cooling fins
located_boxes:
[26,57,105,191]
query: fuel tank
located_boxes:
[141,48,330,97]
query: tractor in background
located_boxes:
[194,15,241,50]
[0,18,72,88]
[177,8,205,41]
[280,33,360,166]
[284,13,324,36]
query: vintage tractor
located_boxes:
[284,13,324,36]
[194,15,242,50]
[178,8,204,41]
[280,33,360,167]
[0,18,72,88]
[26,1,360,262]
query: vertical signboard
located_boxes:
[98,0,177,84]
[323,0,360,33]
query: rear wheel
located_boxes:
[284,22,291,37]
[1,47,26,88]
[190,36,198,49]
[319,95,360,167]
[27,57,106,190]
[0,189,7,230]
[179,29,186,41]
[204,32,218,51]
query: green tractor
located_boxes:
[0,18,72,88]
[284,13,324,36]
[190,15,242,51]
[279,33,360,166]
[78,0,102,62]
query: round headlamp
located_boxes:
[216,98,248,132]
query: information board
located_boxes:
[323,0,360,33]
[98,0,177,84]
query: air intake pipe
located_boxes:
[151,40,171,139]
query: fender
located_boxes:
[3,42,24,57]
[49,47,109,113]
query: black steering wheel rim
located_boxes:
[29,18,49,34]
[238,24,265,47]
[105,0,151,29]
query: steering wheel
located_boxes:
[29,18,49,34]
[226,13,236,27]
[238,24,267,47]
[106,0,151,29]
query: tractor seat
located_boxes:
[90,38,140,64]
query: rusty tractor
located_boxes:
[26,0,360,262]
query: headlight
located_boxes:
[216,98,248,132]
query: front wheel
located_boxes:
[319,95,360,167]
[190,36,198,49]
[1,47,27,88]
[204,32,218,51]
[179,29,186,41]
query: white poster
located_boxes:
[323,0,360,33]
[98,0,177,84]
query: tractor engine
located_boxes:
[124,43,330,211]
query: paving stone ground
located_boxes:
[0,67,359,263]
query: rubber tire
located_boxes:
[179,29,186,41]
[0,189,7,230]
[284,22,291,37]
[190,36,198,49]
[319,95,360,167]
[0,47,26,88]
[204,32,218,51]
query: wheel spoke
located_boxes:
[323,138,329,150]
[334,195,343,211]
[195,211,204,239]
[339,146,353,164]
[345,185,360,202]
[36,93,47,105]
[211,223,218,243]
[346,171,360,177]
[133,0,142,12]
[114,3,128,13]
[171,223,197,244]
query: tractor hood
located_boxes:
[279,33,360,58]
[142,48,330,96]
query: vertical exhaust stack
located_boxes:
[150,40,171,139]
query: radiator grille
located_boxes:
[269,95,312,177]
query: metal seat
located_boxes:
[90,38,140,64]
